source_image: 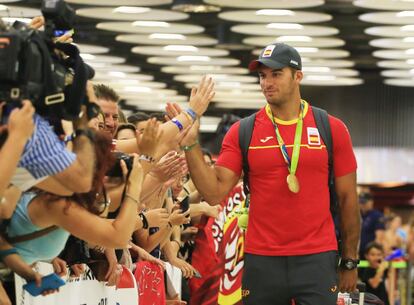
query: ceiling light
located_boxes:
[410,69,414,73]
[149,33,186,40]
[108,71,127,78]
[1,17,31,24]
[303,67,331,73]
[163,45,198,52]
[210,74,229,80]
[88,62,107,68]
[276,36,313,42]
[255,9,294,16]
[123,86,152,93]
[190,65,219,71]
[0,5,8,11]
[401,24,414,31]
[113,6,151,14]
[397,11,414,17]
[296,47,318,53]
[172,4,220,13]
[215,82,242,87]
[306,75,336,81]
[132,21,170,27]
[266,23,303,30]
[80,53,96,60]
[407,59,414,64]
[405,48,414,54]
[177,55,210,62]
[403,37,414,42]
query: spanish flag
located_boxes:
[307,127,321,146]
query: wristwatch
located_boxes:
[340,258,360,270]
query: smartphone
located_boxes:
[179,196,190,215]
[53,29,74,37]
[23,273,65,297]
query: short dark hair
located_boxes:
[114,123,136,139]
[364,241,384,255]
[127,112,150,126]
[94,84,120,103]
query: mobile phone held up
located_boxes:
[23,273,65,297]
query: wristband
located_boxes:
[64,134,74,143]
[171,239,181,248]
[171,118,184,131]
[0,248,18,261]
[139,212,149,229]
[180,140,199,152]
[168,221,173,228]
[182,111,194,123]
[186,108,197,121]
[139,154,155,163]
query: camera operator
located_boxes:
[0,100,34,217]
[0,99,57,305]
[10,82,96,195]
[0,12,98,195]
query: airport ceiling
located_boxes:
[2,0,414,122]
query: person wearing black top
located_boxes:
[358,242,390,305]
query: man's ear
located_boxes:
[295,70,304,82]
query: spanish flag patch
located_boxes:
[307,127,321,146]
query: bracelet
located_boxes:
[64,134,74,143]
[180,140,199,152]
[167,221,173,228]
[186,108,197,121]
[171,118,184,131]
[125,193,139,205]
[171,239,181,248]
[139,154,155,163]
[139,212,149,229]
[182,111,193,123]
[0,248,18,261]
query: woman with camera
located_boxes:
[3,124,169,263]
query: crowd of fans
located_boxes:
[358,188,414,305]
[0,14,221,305]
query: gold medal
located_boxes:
[287,174,300,193]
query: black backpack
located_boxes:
[238,106,341,249]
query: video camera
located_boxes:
[0,0,97,121]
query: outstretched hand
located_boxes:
[188,76,215,117]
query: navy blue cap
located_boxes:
[248,43,302,71]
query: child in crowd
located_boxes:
[358,242,390,305]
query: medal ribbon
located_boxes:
[265,101,304,176]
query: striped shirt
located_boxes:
[18,114,76,179]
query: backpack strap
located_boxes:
[6,226,58,244]
[312,106,337,214]
[238,113,256,198]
